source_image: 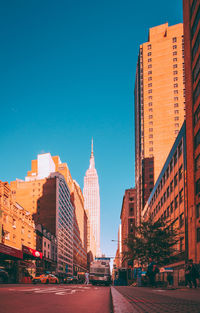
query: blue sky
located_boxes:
[0,0,183,259]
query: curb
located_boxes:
[111,286,137,313]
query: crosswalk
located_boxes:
[8,285,100,296]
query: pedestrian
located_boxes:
[189,259,198,288]
[167,273,173,287]
[85,271,89,285]
[185,259,198,288]
[146,258,158,287]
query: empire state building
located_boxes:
[83,140,101,257]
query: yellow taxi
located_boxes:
[32,274,59,284]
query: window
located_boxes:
[148,102,153,106]
[5,232,10,240]
[172,37,177,43]
[173,58,177,62]
[174,110,179,114]
[44,241,46,247]
[149,115,153,119]
[166,167,169,179]
[148,64,152,69]
[175,195,178,209]
[191,7,200,38]
[149,147,153,152]
[180,237,184,252]
[178,141,182,157]
[170,180,173,192]
[174,77,178,81]
[174,173,178,187]
[174,116,179,121]
[196,203,200,218]
[195,129,200,149]
[148,71,152,75]
[148,89,152,94]
[148,58,152,62]
[197,228,200,242]
[173,64,178,69]
[174,90,178,94]
[179,165,183,180]
[196,178,200,195]
[174,151,177,165]
[174,96,179,101]
[148,52,152,56]
[170,201,174,213]
[179,188,183,204]
[149,141,153,145]
[170,160,173,172]
[148,44,151,50]
[148,77,152,81]
[173,51,177,56]
[149,134,153,139]
[173,71,178,75]
[193,55,200,82]
[194,104,200,126]
[175,123,179,128]
[194,80,200,103]
[148,96,153,100]
[148,83,152,87]
[174,84,178,88]
[173,45,177,49]
[149,108,153,112]
[192,30,200,60]
[195,155,200,172]
[149,128,153,132]
[167,186,170,198]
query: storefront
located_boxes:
[0,243,23,283]
[19,245,43,282]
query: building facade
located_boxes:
[142,122,187,284]
[120,188,136,268]
[0,181,42,283]
[83,140,100,257]
[135,23,186,225]
[183,0,200,263]
[11,152,89,275]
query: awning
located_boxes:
[0,243,23,259]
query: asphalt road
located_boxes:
[0,284,112,313]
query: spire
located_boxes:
[89,138,95,169]
[91,137,94,157]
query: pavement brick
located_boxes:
[112,286,200,313]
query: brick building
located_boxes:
[183,0,200,263]
[120,188,136,268]
[143,122,187,284]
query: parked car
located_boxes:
[64,276,78,284]
[32,274,59,284]
[0,269,9,283]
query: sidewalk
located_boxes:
[111,286,200,313]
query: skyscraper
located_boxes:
[83,140,101,257]
[135,23,186,224]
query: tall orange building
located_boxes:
[135,23,186,224]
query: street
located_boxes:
[112,286,200,313]
[0,284,112,313]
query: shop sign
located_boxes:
[22,245,42,259]
[0,243,23,259]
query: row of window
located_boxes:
[151,188,184,220]
[149,142,183,206]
